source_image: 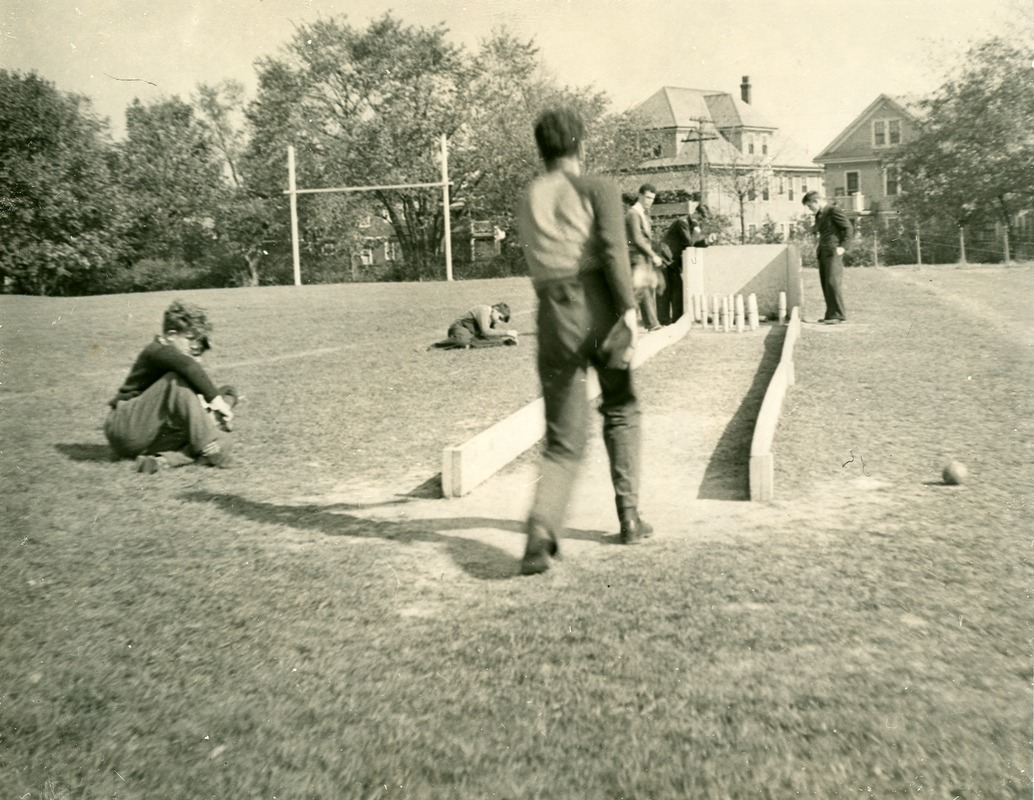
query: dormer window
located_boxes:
[873,119,901,147]
[640,132,664,159]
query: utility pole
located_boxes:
[681,117,719,207]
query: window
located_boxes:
[640,133,663,159]
[788,177,794,201]
[360,246,373,265]
[747,134,755,155]
[885,165,900,196]
[874,118,902,147]
[748,185,756,201]
[762,180,770,201]
[778,176,785,194]
[385,241,401,261]
[748,224,757,239]
[762,135,769,155]
[801,178,808,194]
[359,215,372,229]
[846,171,860,195]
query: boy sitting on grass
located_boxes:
[105,300,237,474]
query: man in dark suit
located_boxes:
[658,204,710,323]
[803,191,852,323]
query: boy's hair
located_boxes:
[163,300,213,339]
[801,190,820,206]
[638,183,657,196]
[533,109,584,163]
[492,302,511,323]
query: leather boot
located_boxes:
[619,512,654,545]
[520,518,559,575]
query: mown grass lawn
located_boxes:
[1,266,1031,799]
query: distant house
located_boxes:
[353,213,402,268]
[620,78,823,242]
[812,94,921,217]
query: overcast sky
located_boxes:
[2,0,1030,157]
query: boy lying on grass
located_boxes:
[431,302,518,349]
[105,300,238,474]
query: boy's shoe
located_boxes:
[134,455,168,475]
[619,513,654,545]
[520,519,559,575]
[199,441,231,468]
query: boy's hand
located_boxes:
[622,307,639,355]
[209,395,235,432]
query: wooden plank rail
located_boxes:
[749,305,801,501]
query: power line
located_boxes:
[681,117,720,202]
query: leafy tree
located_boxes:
[755,215,784,244]
[194,81,284,286]
[247,14,467,278]
[896,36,1034,262]
[711,153,773,243]
[444,28,645,250]
[195,80,249,189]
[116,97,230,266]
[247,17,643,279]
[445,29,541,235]
[0,70,129,295]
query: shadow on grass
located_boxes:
[55,442,117,463]
[697,326,785,501]
[183,490,610,580]
[404,474,443,499]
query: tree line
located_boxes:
[893,37,1034,264]
[0,15,640,296]
[2,17,1031,296]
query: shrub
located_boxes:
[102,259,203,293]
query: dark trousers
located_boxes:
[817,246,847,320]
[658,262,684,324]
[105,372,228,462]
[447,320,477,345]
[530,271,642,534]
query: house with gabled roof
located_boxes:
[619,78,824,242]
[813,94,921,217]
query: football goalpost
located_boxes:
[283,134,454,285]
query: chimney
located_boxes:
[740,75,752,104]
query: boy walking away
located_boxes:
[515,108,653,576]
[105,300,238,473]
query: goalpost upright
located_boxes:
[284,134,454,286]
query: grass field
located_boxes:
[1,264,1031,799]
